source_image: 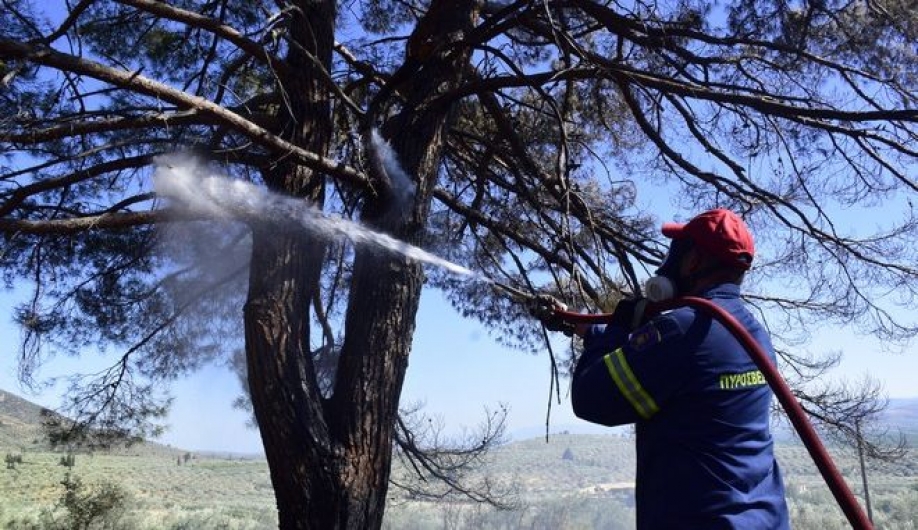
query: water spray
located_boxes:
[153,154,484,281]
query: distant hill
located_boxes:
[884,397,918,425]
[0,388,913,530]
[4,385,916,455]
[0,388,182,456]
[882,397,918,444]
[779,397,918,441]
[515,397,918,447]
[0,388,54,449]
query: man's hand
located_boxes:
[530,295,576,336]
[542,312,576,336]
[609,298,649,331]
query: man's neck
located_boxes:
[687,277,738,296]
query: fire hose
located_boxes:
[516,288,873,530]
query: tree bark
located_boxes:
[245,229,333,529]
[243,1,339,528]
[326,3,480,525]
[242,1,479,529]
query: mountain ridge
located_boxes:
[0,388,182,456]
[4,387,918,452]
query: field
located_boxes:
[1,434,917,529]
[0,449,276,529]
[2,389,918,529]
[385,434,918,529]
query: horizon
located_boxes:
[3,286,918,454]
[3,381,918,457]
[0,380,918,457]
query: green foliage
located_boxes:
[4,454,22,470]
[58,454,74,469]
[4,472,130,530]
[384,495,636,530]
[360,0,415,34]
[0,436,916,529]
[0,447,274,526]
[57,473,129,530]
[163,510,277,530]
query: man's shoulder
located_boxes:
[642,304,719,350]
[650,305,698,330]
[636,310,692,348]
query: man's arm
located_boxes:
[571,315,687,427]
[571,323,646,426]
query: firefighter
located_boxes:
[544,209,790,529]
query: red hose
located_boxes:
[556,297,873,530]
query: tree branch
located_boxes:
[112,0,288,76]
[0,209,203,235]
[0,38,373,194]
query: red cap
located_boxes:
[661,209,754,269]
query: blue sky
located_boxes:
[2,166,914,454]
[0,286,594,454]
[3,1,915,455]
[3,162,918,453]
[2,275,916,454]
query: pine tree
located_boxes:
[1,1,915,528]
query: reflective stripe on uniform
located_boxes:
[602,349,660,419]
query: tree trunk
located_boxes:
[243,1,339,528]
[245,229,334,528]
[243,1,479,528]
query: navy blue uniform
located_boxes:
[572,284,790,529]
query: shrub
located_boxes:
[58,454,76,468]
[5,453,23,470]
[56,473,130,530]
